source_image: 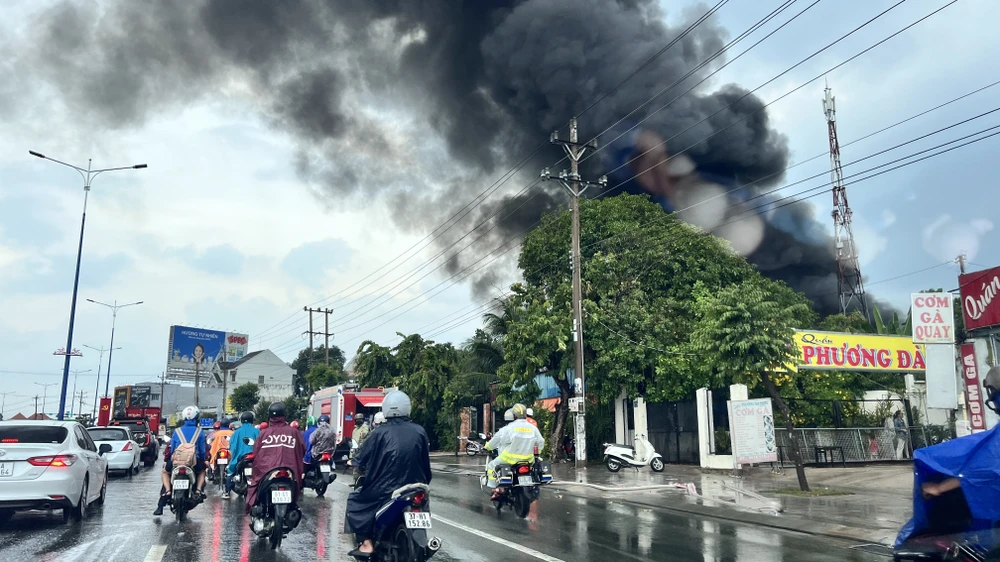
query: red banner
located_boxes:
[960,344,987,432]
[959,265,1000,331]
[97,398,112,427]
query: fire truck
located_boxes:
[97,386,163,466]
[308,384,393,467]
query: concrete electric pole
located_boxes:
[303,307,335,366]
[541,117,607,469]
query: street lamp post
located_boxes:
[29,150,147,421]
[87,299,143,398]
[83,344,120,418]
[69,369,91,417]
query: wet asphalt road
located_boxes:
[0,458,889,561]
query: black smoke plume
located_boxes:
[11,0,862,316]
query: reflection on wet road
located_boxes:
[0,459,886,561]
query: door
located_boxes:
[74,426,100,503]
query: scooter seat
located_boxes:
[605,443,634,450]
[391,482,429,499]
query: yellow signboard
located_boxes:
[790,330,926,373]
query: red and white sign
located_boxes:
[959,265,1000,331]
[960,343,987,432]
[911,292,955,344]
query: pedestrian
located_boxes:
[893,410,910,459]
[525,407,538,428]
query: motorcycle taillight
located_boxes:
[246,453,254,461]
[275,469,292,479]
[533,446,539,455]
[517,465,531,475]
[412,491,426,507]
[320,452,332,462]
[177,467,187,475]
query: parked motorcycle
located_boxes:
[602,435,665,473]
[303,450,337,498]
[463,433,491,457]
[169,465,200,522]
[350,475,442,562]
[231,452,255,497]
[488,448,553,519]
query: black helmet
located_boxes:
[240,411,254,424]
[985,367,1000,413]
[220,417,231,429]
[318,414,331,424]
[268,402,286,420]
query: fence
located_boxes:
[772,425,954,466]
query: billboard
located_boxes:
[789,330,926,372]
[728,398,778,465]
[911,292,956,344]
[960,343,987,432]
[959,265,1000,331]
[168,326,249,372]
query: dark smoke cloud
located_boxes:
[13,0,863,316]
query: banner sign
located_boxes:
[168,326,249,372]
[959,265,1000,331]
[728,398,778,465]
[961,343,987,432]
[790,330,926,372]
[911,293,956,344]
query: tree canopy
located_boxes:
[229,382,260,414]
[289,345,346,396]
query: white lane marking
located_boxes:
[432,514,566,562]
[143,544,167,562]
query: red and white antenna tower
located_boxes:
[823,82,869,320]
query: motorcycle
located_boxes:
[351,475,442,562]
[169,464,201,522]
[487,447,553,519]
[561,436,575,463]
[231,452,255,497]
[463,433,491,457]
[244,438,303,550]
[213,449,232,492]
[602,435,665,473]
[303,450,337,498]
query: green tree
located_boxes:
[818,312,872,333]
[289,345,347,397]
[690,275,816,491]
[873,306,912,336]
[229,383,260,414]
[353,341,398,388]
[305,363,345,393]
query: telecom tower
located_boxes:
[823,84,869,321]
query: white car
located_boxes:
[87,426,141,475]
[0,420,110,523]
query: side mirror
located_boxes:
[98,444,112,456]
[479,433,487,440]
[243,437,254,446]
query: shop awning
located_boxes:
[356,395,383,407]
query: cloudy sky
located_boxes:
[0,0,996,418]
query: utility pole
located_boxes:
[0,392,15,420]
[69,369,91,417]
[34,382,58,418]
[83,344,118,417]
[34,395,40,420]
[541,117,606,469]
[956,253,967,275]
[77,391,86,419]
[303,307,334,366]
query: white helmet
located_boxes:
[373,412,386,426]
[382,391,411,419]
[182,405,200,421]
[526,407,534,417]
[503,409,514,422]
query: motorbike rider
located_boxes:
[526,407,538,428]
[352,413,370,447]
[208,417,234,483]
[345,390,431,559]
[371,412,385,428]
[225,411,259,499]
[310,414,338,459]
[153,406,208,516]
[484,404,545,500]
[246,402,306,513]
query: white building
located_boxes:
[212,349,295,404]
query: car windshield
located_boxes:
[0,426,69,444]
[112,421,146,430]
[87,428,130,441]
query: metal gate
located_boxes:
[647,400,699,464]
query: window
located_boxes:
[258,375,265,385]
[0,426,68,444]
[74,426,90,450]
[87,428,130,441]
[81,428,98,452]
[231,371,237,382]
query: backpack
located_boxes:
[172,427,202,468]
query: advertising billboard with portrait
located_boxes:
[167,325,249,372]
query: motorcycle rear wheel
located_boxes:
[270,504,286,550]
[466,442,481,456]
[393,526,419,562]
[315,482,328,498]
[174,494,186,523]
[513,489,532,518]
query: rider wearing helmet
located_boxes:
[352,412,370,448]
[346,391,431,558]
[154,405,208,516]
[246,403,306,513]
[526,407,538,428]
[309,414,338,467]
[484,404,545,499]
[225,411,260,498]
[209,418,234,485]
[372,412,386,428]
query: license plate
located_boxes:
[320,465,331,473]
[244,468,253,476]
[0,462,12,477]
[404,512,432,529]
[173,479,190,490]
[518,476,535,486]
[272,489,292,504]
[217,458,228,465]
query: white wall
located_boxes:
[225,350,294,402]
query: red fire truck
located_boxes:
[308,384,392,467]
[98,386,163,466]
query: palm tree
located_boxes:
[872,306,912,336]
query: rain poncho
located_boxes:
[895,425,1000,547]
[345,418,431,539]
[310,423,338,456]
[485,419,545,487]
[208,428,233,463]
[245,419,306,510]
[302,423,318,463]
[226,423,259,476]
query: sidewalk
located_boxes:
[430,454,914,545]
